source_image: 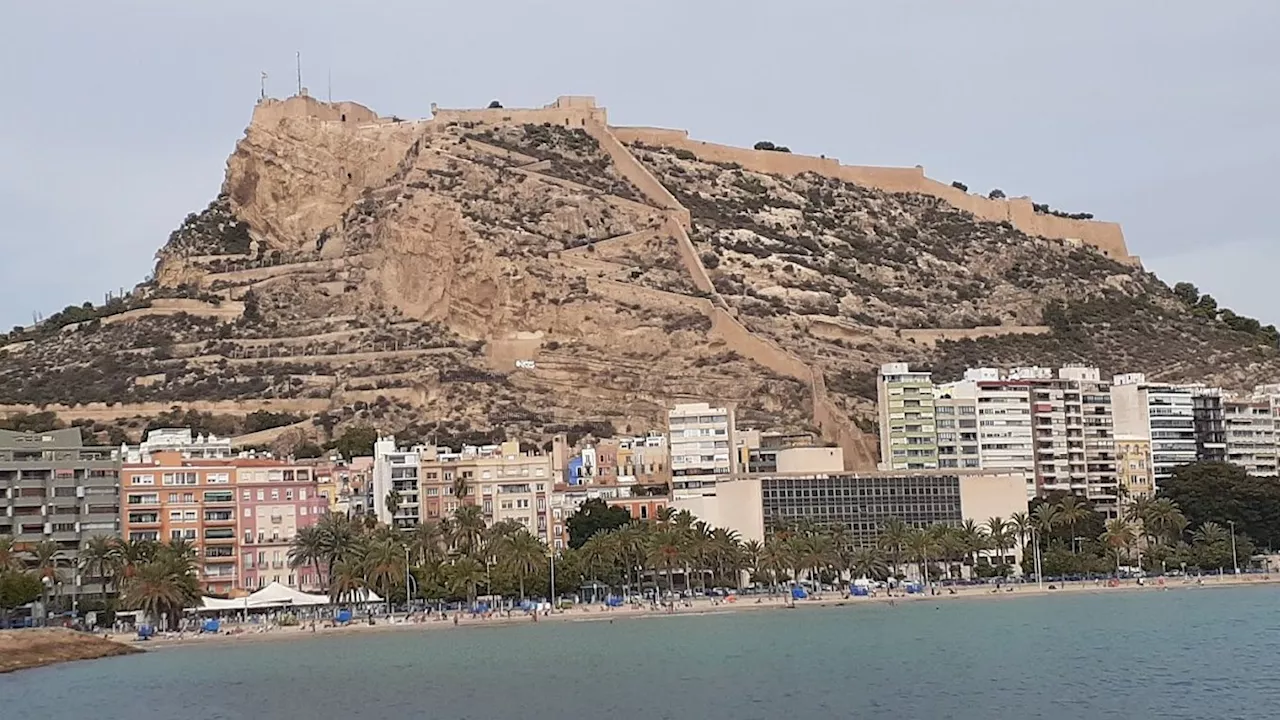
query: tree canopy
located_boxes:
[327,426,379,458]
[1160,462,1280,549]
[565,498,632,549]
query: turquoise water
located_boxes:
[3,586,1280,719]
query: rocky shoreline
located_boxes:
[0,628,142,674]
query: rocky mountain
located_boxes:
[2,95,1276,467]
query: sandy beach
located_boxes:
[134,573,1279,652]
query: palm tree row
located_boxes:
[289,508,552,608]
[0,534,202,628]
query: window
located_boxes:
[207,473,230,484]
[182,493,194,504]
[257,490,265,501]
[244,508,252,517]
[132,474,155,486]
[285,490,293,501]
[242,489,251,500]
[299,490,307,501]
[270,490,279,500]
[162,472,198,486]
[300,507,307,516]
[168,493,179,503]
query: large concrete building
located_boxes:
[1222,396,1278,476]
[675,469,1026,565]
[1111,374,1198,483]
[667,402,736,498]
[877,364,938,471]
[0,429,121,598]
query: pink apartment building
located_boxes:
[236,460,329,591]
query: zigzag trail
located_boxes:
[581,122,879,469]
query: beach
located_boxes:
[138,572,1279,651]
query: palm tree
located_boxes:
[1032,502,1061,543]
[449,505,486,557]
[797,533,836,593]
[741,539,764,586]
[958,519,989,570]
[328,558,367,604]
[361,534,406,612]
[905,528,937,583]
[984,517,1013,568]
[848,546,889,581]
[409,520,446,567]
[288,526,326,590]
[315,512,360,583]
[1056,495,1091,550]
[384,490,402,522]
[1143,498,1188,546]
[1100,519,1137,575]
[1010,512,1033,551]
[79,535,121,601]
[29,540,63,618]
[120,541,201,630]
[877,518,912,578]
[615,523,647,595]
[446,556,487,607]
[646,528,685,599]
[0,535,22,573]
[496,530,547,600]
[760,534,794,597]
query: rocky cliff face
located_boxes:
[2,96,1277,464]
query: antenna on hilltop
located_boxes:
[260,71,268,100]
[327,67,332,103]
[295,51,302,96]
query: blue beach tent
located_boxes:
[791,586,809,600]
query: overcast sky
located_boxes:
[2,1,1276,329]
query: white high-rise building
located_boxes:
[370,435,424,528]
[1111,374,1197,483]
[667,402,735,499]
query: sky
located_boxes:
[2,1,1276,329]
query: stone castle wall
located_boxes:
[612,127,1134,264]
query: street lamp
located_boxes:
[1229,520,1239,575]
[1031,528,1044,590]
[403,545,412,615]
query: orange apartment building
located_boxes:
[121,453,327,596]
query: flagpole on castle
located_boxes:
[296,51,302,96]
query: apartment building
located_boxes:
[1115,436,1155,506]
[877,364,1120,515]
[370,436,423,529]
[1221,397,1278,476]
[668,402,736,498]
[121,453,324,595]
[933,385,981,472]
[236,462,328,591]
[1111,374,1197,483]
[373,437,554,542]
[0,429,121,597]
[876,364,938,471]
[1192,389,1228,464]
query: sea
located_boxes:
[3,585,1279,720]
